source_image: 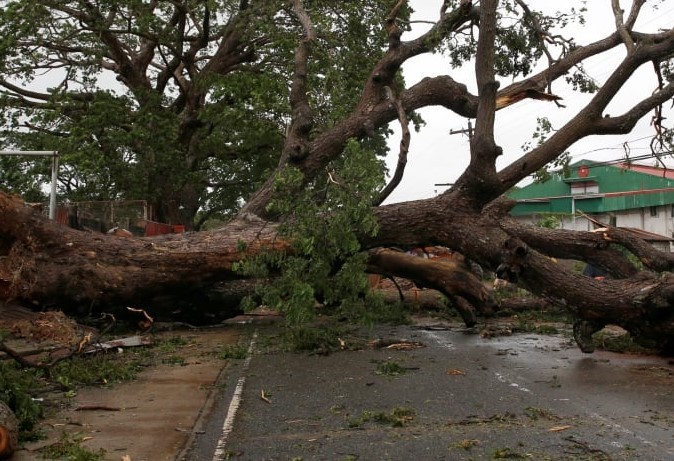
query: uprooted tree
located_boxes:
[1,0,674,353]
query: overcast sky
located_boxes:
[382,0,674,203]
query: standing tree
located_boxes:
[1,0,674,352]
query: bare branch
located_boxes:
[384,0,406,48]
[611,0,636,53]
[374,87,411,206]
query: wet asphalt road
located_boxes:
[182,323,674,460]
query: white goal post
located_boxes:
[0,150,59,219]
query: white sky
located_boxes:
[383,0,674,203]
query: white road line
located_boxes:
[212,331,258,461]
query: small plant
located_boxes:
[524,406,559,421]
[492,447,527,459]
[155,335,190,354]
[347,410,373,428]
[161,355,186,365]
[216,343,249,360]
[0,362,43,438]
[375,360,406,377]
[372,407,416,427]
[348,407,416,428]
[39,432,106,460]
[50,353,143,390]
[451,439,479,450]
[277,324,363,354]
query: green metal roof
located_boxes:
[509,160,674,216]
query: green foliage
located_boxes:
[347,407,416,428]
[375,360,406,377]
[443,1,585,78]
[565,65,600,93]
[521,118,571,183]
[39,432,106,461]
[0,1,392,225]
[216,343,249,360]
[275,324,360,355]
[535,215,562,229]
[336,292,411,326]
[238,138,386,324]
[0,361,43,434]
[50,353,144,390]
[492,447,527,459]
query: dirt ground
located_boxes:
[3,315,247,461]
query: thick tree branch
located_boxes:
[454,0,501,205]
[499,29,674,192]
[283,0,316,162]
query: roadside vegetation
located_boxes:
[0,332,198,458]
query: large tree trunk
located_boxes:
[3,190,674,353]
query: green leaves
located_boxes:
[238,138,386,324]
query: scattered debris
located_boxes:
[368,338,425,350]
[2,311,87,344]
[447,369,466,376]
[260,389,272,404]
[84,335,152,353]
[549,425,572,432]
[481,324,513,338]
[74,405,122,412]
[127,306,154,331]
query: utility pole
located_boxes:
[0,150,59,219]
[450,119,473,141]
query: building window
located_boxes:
[570,182,599,195]
[650,206,658,217]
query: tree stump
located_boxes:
[0,400,18,460]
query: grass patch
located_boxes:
[154,335,189,353]
[49,352,145,390]
[375,360,406,377]
[272,324,366,354]
[216,343,249,360]
[492,447,527,459]
[524,406,560,421]
[348,406,416,428]
[337,292,411,326]
[39,432,106,460]
[450,439,479,450]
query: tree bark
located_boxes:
[4,189,674,353]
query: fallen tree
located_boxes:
[1,1,674,353]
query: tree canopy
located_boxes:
[1,0,674,352]
[0,0,396,227]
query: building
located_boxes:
[508,160,674,252]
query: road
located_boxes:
[182,322,674,460]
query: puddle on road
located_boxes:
[423,327,674,392]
